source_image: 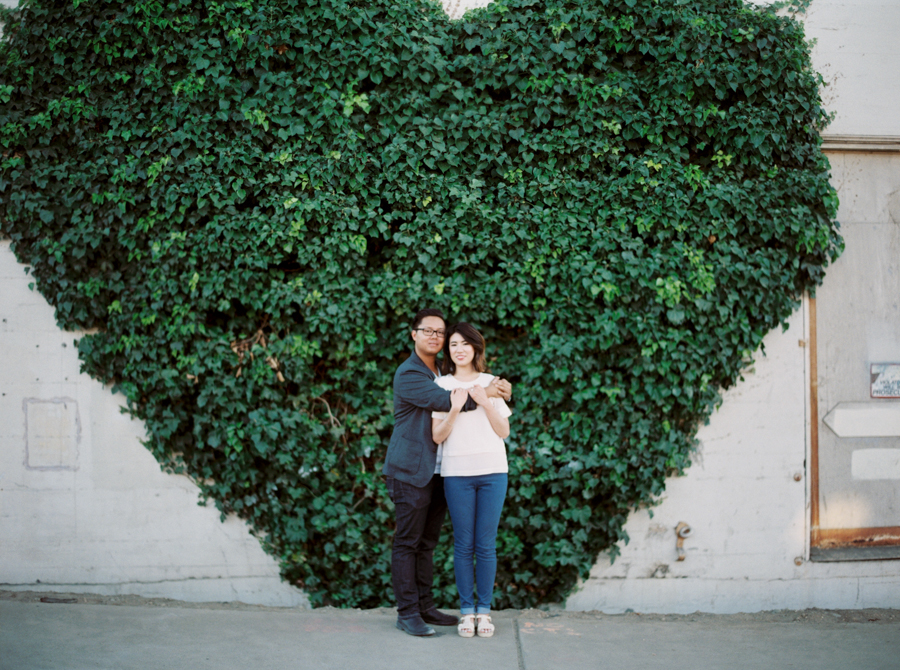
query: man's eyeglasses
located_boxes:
[415,327,446,338]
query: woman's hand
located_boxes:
[468,384,490,407]
[450,387,468,410]
[432,388,467,444]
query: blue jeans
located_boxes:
[443,473,508,614]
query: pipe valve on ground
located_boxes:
[675,522,692,561]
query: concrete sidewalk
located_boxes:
[1,592,898,670]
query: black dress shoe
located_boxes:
[421,608,460,626]
[396,615,436,637]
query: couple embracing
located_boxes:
[383,308,514,639]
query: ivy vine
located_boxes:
[0,0,840,608]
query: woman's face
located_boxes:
[448,333,475,369]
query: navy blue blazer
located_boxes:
[382,350,477,487]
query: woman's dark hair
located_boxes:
[411,308,446,332]
[442,322,487,375]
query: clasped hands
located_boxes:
[449,378,512,410]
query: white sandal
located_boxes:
[458,613,476,638]
[475,613,494,638]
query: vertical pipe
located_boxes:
[809,296,820,545]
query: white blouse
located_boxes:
[432,373,512,477]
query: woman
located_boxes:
[431,322,512,638]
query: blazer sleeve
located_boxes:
[396,368,478,412]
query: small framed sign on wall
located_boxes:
[870,363,900,398]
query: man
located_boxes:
[383,308,512,637]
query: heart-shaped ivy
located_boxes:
[0,0,839,607]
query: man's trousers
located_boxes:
[385,474,447,619]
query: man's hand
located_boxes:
[450,387,468,410]
[485,377,512,401]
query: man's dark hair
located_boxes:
[411,308,446,332]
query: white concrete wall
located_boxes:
[0,241,308,607]
[806,0,900,137]
[2,0,897,613]
[567,301,900,613]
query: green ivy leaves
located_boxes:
[0,0,839,608]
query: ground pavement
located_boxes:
[1,591,898,670]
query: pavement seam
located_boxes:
[514,617,526,670]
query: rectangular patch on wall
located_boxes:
[24,398,80,470]
[851,448,900,480]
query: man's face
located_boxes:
[411,315,446,357]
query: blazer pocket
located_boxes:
[386,435,424,476]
